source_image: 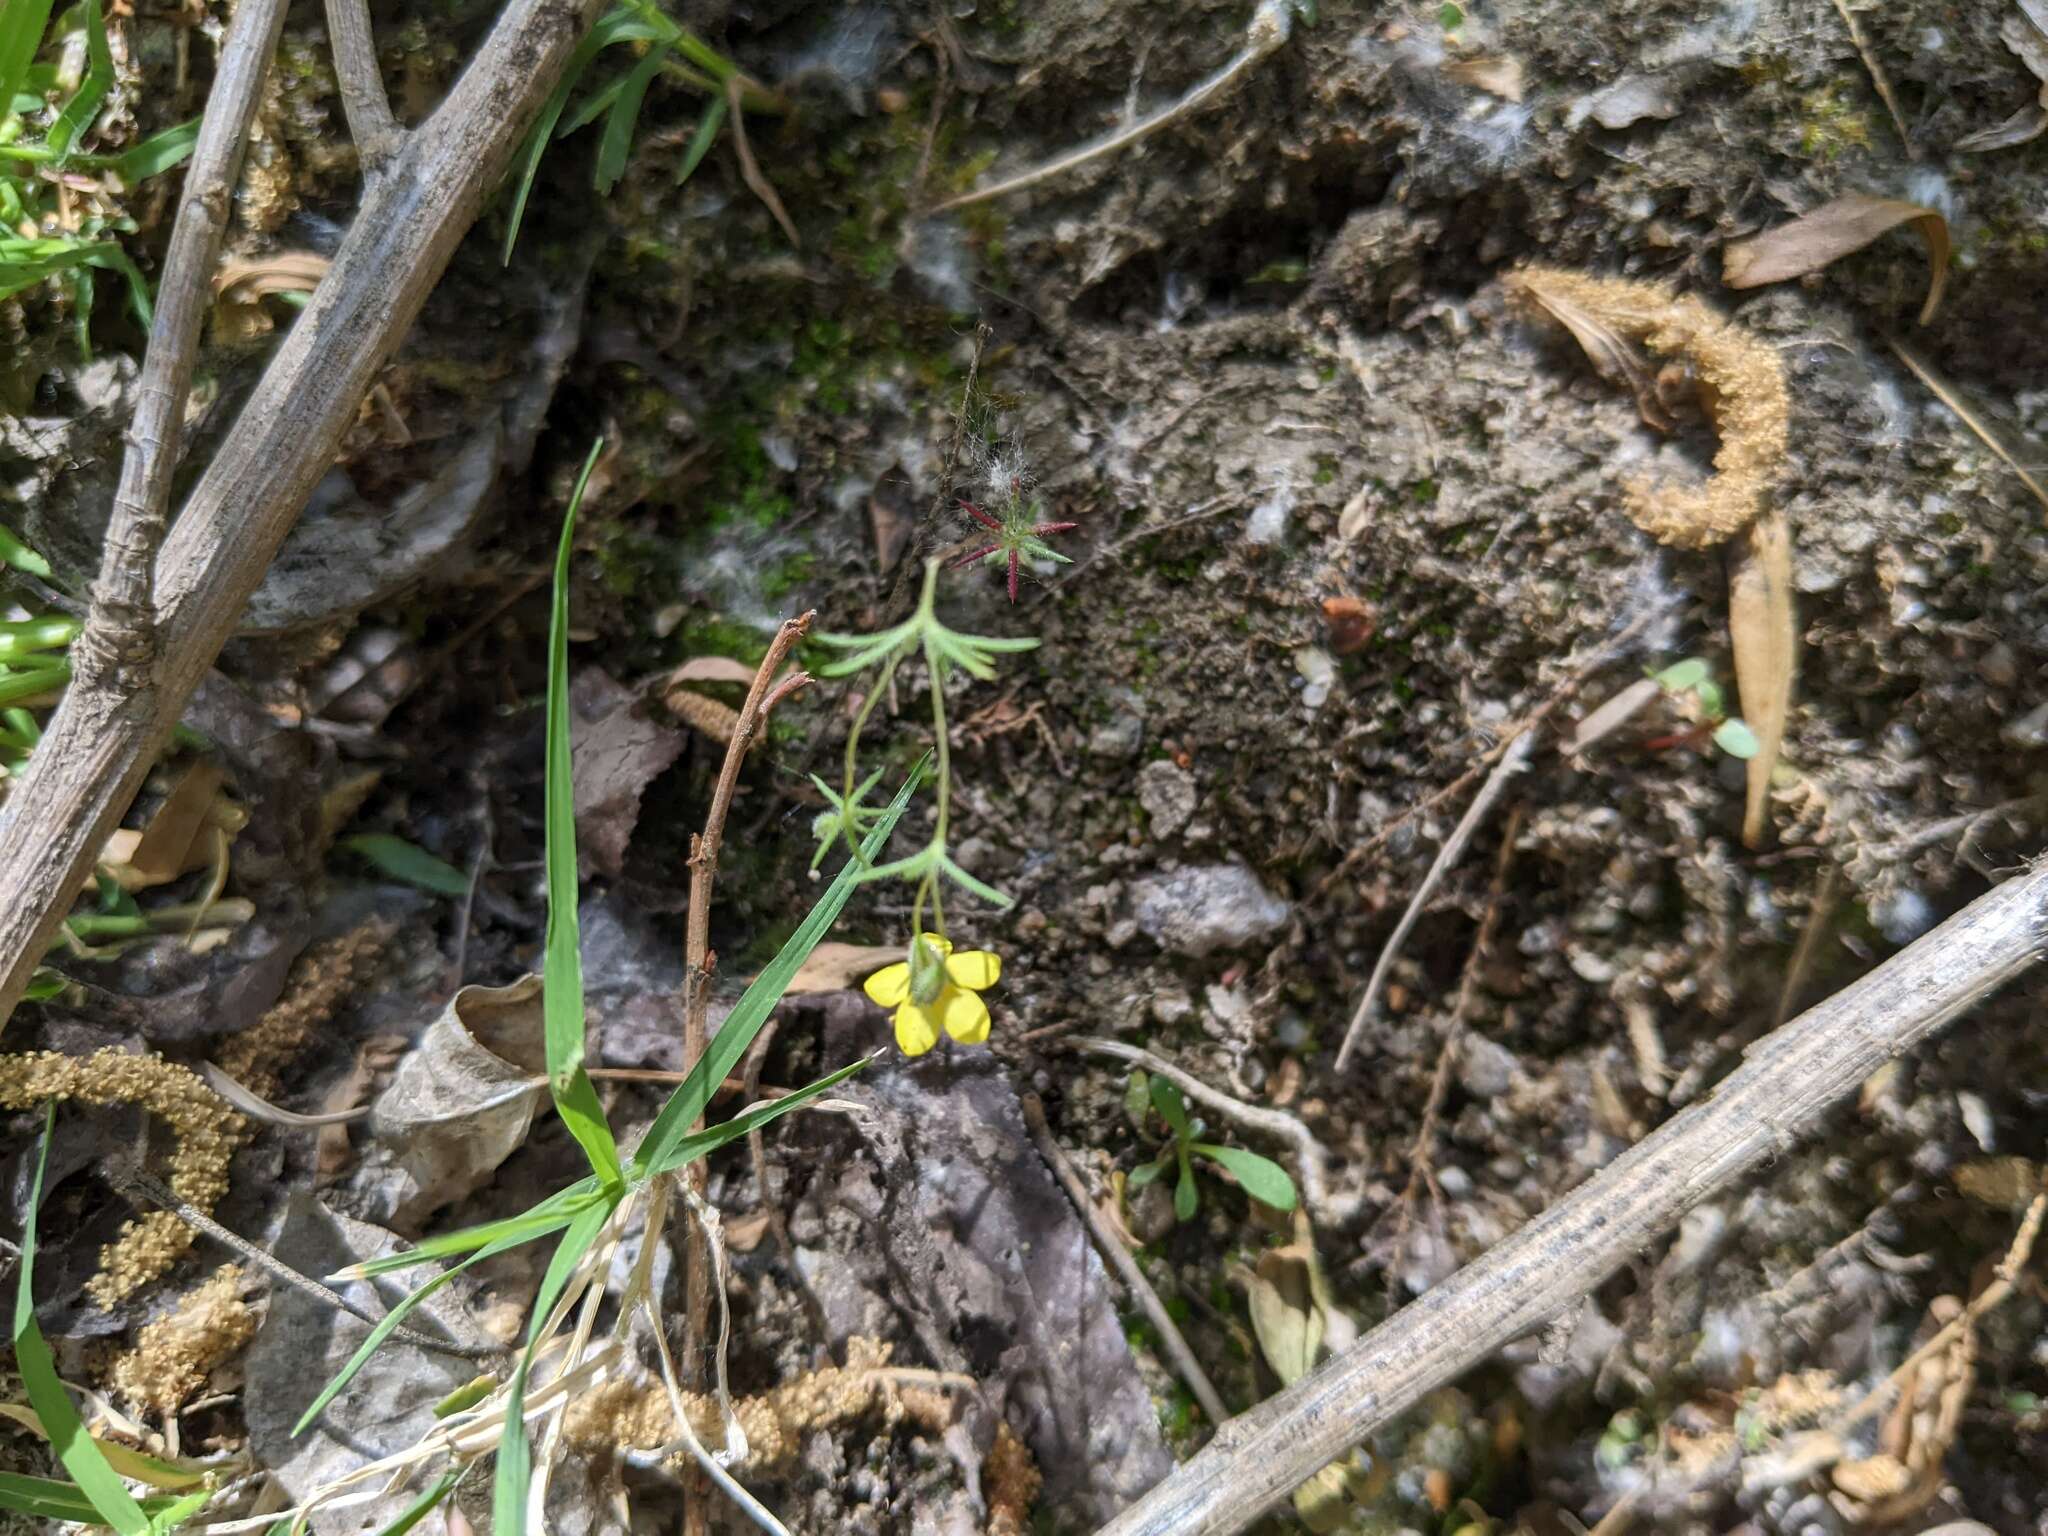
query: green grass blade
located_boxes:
[543,440,622,1190]
[369,1472,457,1536]
[292,1234,522,1436]
[344,1178,603,1280]
[0,615,78,655]
[47,0,111,157]
[498,9,659,263]
[643,1051,872,1176]
[593,44,667,194]
[105,118,196,181]
[70,260,92,360]
[0,0,56,125]
[491,1197,612,1536]
[673,92,725,186]
[629,760,923,1181]
[0,520,52,576]
[14,1106,150,1536]
[0,659,69,706]
[144,1488,208,1534]
[338,834,470,897]
[0,1472,186,1525]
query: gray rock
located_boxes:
[1129,862,1291,956]
[1088,711,1144,758]
[1136,759,1199,837]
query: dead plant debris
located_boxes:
[1722,193,1950,325]
[110,1264,257,1418]
[0,1049,248,1306]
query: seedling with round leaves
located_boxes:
[1650,656,1760,760]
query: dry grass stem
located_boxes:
[1336,730,1533,1071]
[1886,336,2048,516]
[1021,1092,1231,1427]
[930,0,1293,212]
[1828,0,1917,158]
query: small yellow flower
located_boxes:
[863,933,1003,1057]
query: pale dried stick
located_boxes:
[1773,863,1839,1028]
[69,0,287,699]
[1313,598,1676,902]
[1887,337,2048,516]
[325,0,402,173]
[930,0,1294,212]
[1396,807,1521,1219]
[1335,729,1534,1071]
[1068,1038,1328,1217]
[0,0,610,1027]
[1021,1092,1230,1428]
[1097,860,2048,1536]
[1828,0,1915,159]
[108,1166,500,1361]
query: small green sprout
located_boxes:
[1125,1072,1297,1224]
[1652,656,1761,759]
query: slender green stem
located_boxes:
[840,648,900,868]
[924,641,951,862]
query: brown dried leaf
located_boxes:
[1722,194,1950,325]
[572,667,686,879]
[1730,508,1796,848]
[105,760,228,891]
[784,942,901,994]
[1247,1242,1325,1387]
[1955,102,2048,151]
[666,655,760,687]
[1954,1156,2047,1209]
[1443,54,1524,101]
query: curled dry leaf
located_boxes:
[1244,1215,1354,1388]
[99,759,244,893]
[1959,2,2048,149]
[362,975,548,1226]
[1722,193,1950,326]
[1729,508,1796,848]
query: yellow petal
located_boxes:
[945,950,1001,991]
[895,1001,939,1056]
[864,963,910,1008]
[938,986,990,1045]
[916,931,954,956]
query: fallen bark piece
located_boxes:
[1722,193,1950,325]
[1097,861,2048,1536]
